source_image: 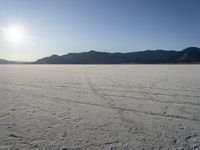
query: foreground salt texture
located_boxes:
[0,65,200,150]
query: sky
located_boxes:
[0,0,199,61]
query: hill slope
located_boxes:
[33,47,200,64]
[0,59,20,64]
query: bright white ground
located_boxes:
[0,65,200,150]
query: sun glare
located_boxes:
[4,26,26,44]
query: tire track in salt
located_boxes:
[0,86,199,122]
[97,72,200,99]
[84,72,115,107]
[1,82,200,107]
[53,97,200,122]
[81,71,200,123]
[0,80,200,99]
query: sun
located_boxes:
[4,26,26,44]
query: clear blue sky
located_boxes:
[0,0,199,61]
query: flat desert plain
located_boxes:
[0,65,200,150]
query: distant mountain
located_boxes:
[34,47,200,64]
[0,59,29,64]
[0,59,19,64]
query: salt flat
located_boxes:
[0,65,200,150]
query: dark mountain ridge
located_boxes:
[34,47,200,64]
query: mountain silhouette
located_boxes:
[34,47,200,64]
[0,59,20,64]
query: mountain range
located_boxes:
[1,47,200,64]
[0,59,20,64]
[34,47,200,64]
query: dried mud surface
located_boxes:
[0,65,200,150]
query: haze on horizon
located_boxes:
[0,0,199,61]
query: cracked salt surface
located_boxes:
[0,65,200,150]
